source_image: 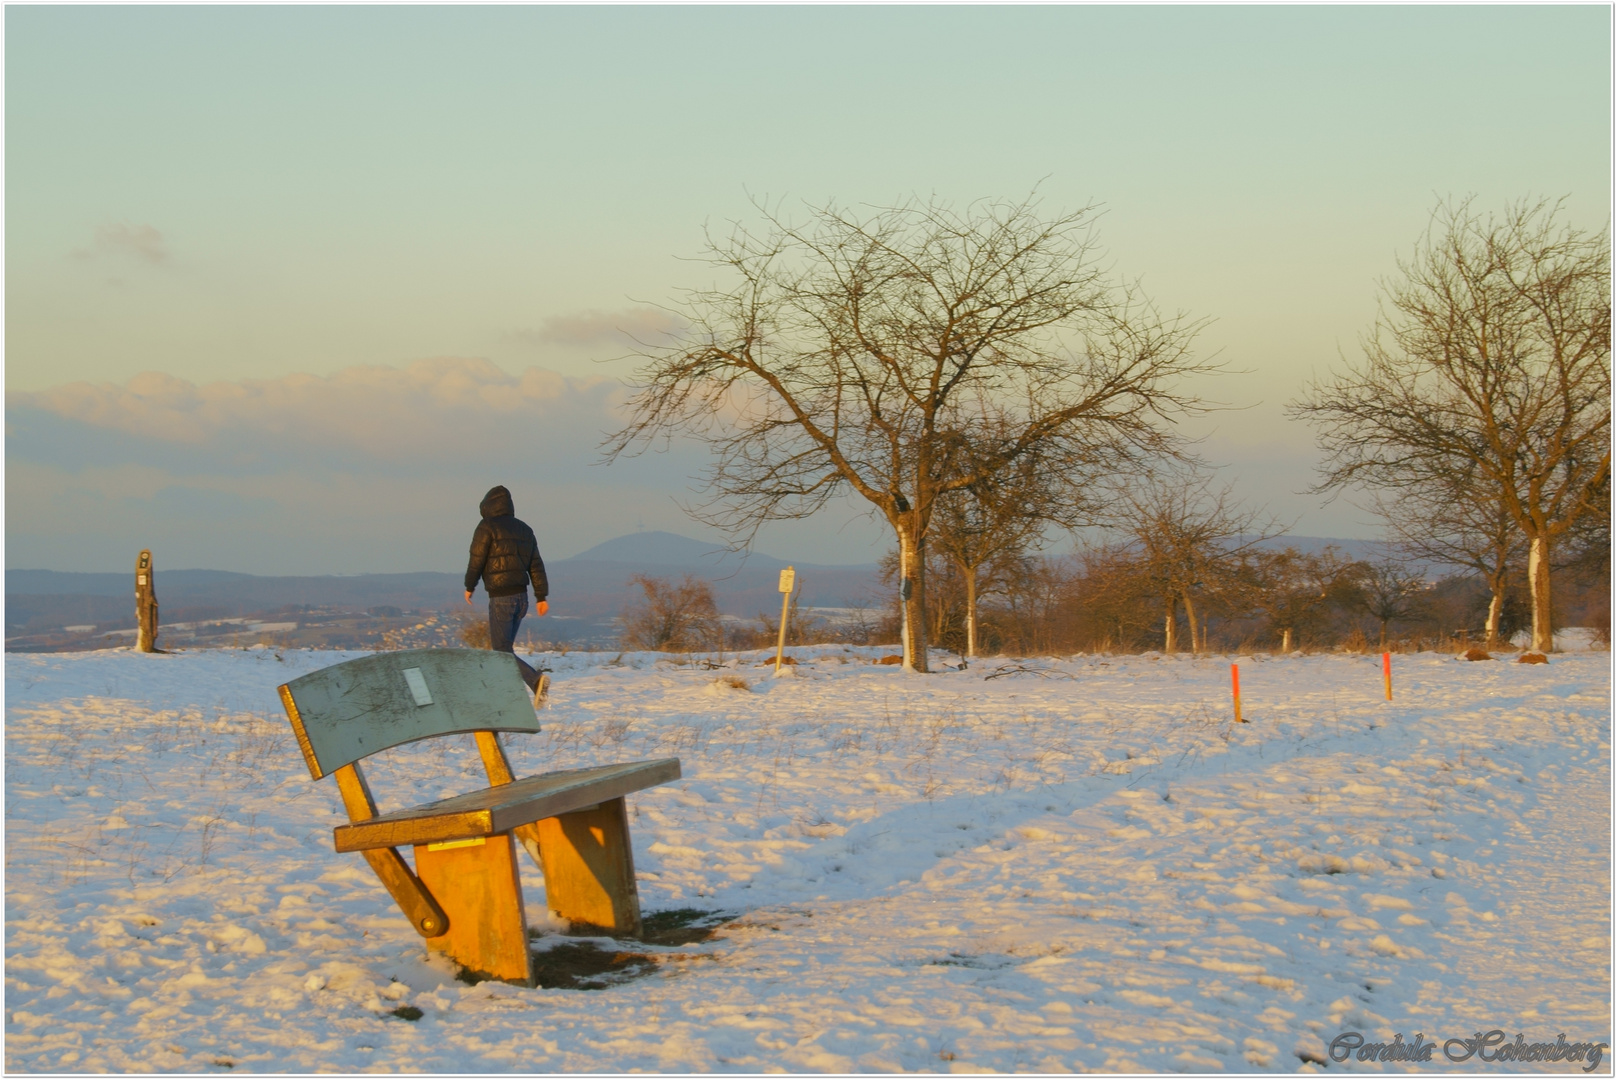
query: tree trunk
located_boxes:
[964,565,978,659]
[1483,575,1506,651]
[1181,591,1200,654]
[899,526,930,672]
[899,541,911,667]
[1281,627,1293,653]
[1527,533,1554,653]
[1163,597,1177,654]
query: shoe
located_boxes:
[533,672,551,709]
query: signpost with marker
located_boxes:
[774,566,796,673]
[135,549,159,653]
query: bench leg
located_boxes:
[533,796,643,937]
[412,833,532,986]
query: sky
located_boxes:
[5,5,1610,574]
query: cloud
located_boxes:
[508,307,687,349]
[4,359,721,572]
[141,485,278,522]
[72,222,169,265]
[7,358,644,475]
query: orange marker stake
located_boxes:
[1231,663,1245,723]
[1382,651,1393,701]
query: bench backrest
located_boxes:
[279,648,539,780]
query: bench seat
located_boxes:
[333,758,681,852]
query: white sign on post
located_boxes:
[774,566,795,673]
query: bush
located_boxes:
[460,617,490,649]
[621,574,721,652]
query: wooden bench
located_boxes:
[277,647,680,986]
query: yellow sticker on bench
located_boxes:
[426,836,487,852]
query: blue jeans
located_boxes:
[487,592,540,692]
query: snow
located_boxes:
[5,643,1611,1072]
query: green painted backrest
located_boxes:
[278,648,539,780]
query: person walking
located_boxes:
[464,485,550,705]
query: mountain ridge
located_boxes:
[5,532,887,645]
[8,530,879,592]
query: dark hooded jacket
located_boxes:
[464,486,549,600]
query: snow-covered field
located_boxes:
[5,642,1611,1073]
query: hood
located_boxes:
[479,485,514,519]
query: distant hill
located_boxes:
[1244,535,1391,562]
[552,530,880,623]
[567,530,784,570]
[6,530,1417,649]
[1238,535,1458,576]
[6,569,466,610]
[6,532,885,645]
[6,568,257,596]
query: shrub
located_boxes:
[460,617,490,649]
[621,574,721,652]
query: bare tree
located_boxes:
[929,438,1081,659]
[621,574,721,652]
[1351,559,1428,648]
[1294,198,1610,653]
[1557,472,1611,581]
[606,194,1210,671]
[1066,543,1163,652]
[1109,470,1282,654]
[1248,545,1362,652]
[1373,469,1523,648]
[994,551,1075,656]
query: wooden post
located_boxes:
[774,566,795,674]
[134,549,159,653]
[1231,663,1245,723]
[1382,651,1392,701]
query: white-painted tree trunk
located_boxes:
[1527,533,1554,653]
[1484,589,1505,650]
[965,568,978,660]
